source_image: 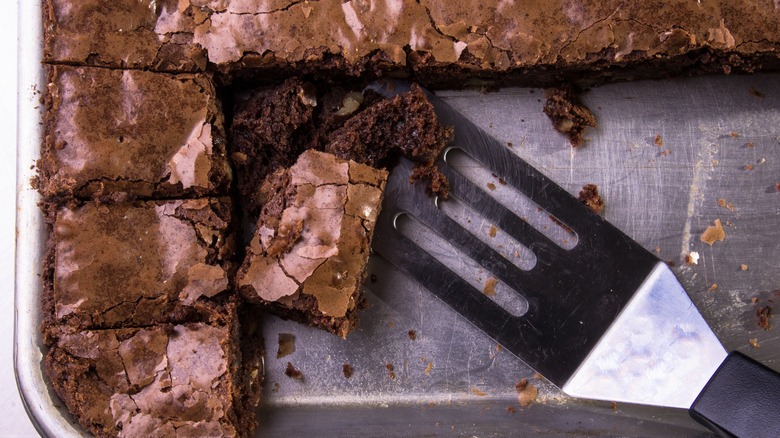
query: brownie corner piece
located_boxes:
[44,318,262,437]
[44,198,236,334]
[42,0,206,72]
[237,150,387,338]
[38,65,230,202]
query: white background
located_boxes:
[2,1,41,436]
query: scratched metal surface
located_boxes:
[255,74,780,437]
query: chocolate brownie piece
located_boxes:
[324,84,450,168]
[42,198,236,337]
[44,1,780,85]
[42,0,207,72]
[37,65,230,202]
[198,0,780,83]
[44,318,263,438]
[237,150,387,338]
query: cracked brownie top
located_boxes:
[43,0,780,86]
[45,322,245,437]
[37,65,230,202]
[237,150,387,337]
[43,198,236,335]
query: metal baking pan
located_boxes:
[15,0,779,435]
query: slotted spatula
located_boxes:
[368,80,780,438]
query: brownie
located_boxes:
[44,1,780,85]
[237,150,387,338]
[42,198,236,337]
[42,0,207,72]
[37,65,230,202]
[44,318,263,438]
[324,84,450,168]
[230,79,450,215]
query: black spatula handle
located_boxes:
[690,351,780,437]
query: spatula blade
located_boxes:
[563,262,727,408]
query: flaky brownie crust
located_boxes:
[41,198,237,342]
[37,65,230,203]
[44,316,262,438]
[43,0,780,87]
[237,150,387,338]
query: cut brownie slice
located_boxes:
[42,198,236,337]
[324,84,452,198]
[37,65,230,202]
[44,317,263,437]
[42,0,207,72]
[237,150,387,338]
[325,84,450,168]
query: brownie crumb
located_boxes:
[709,284,719,291]
[542,84,597,147]
[277,333,295,359]
[700,219,726,245]
[483,278,498,296]
[517,384,538,407]
[506,406,516,413]
[757,306,773,330]
[471,388,487,397]
[410,163,450,198]
[749,338,760,348]
[515,379,529,392]
[578,184,605,214]
[424,361,434,376]
[386,363,394,371]
[684,252,699,265]
[343,364,353,378]
[741,264,748,271]
[654,135,664,147]
[408,330,417,340]
[611,402,618,410]
[285,362,302,379]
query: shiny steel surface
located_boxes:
[564,262,728,408]
[15,6,780,432]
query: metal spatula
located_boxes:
[368,81,780,438]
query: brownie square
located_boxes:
[237,150,387,338]
[44,318,263,437]
[37,65,230,202]
[42,198,236,335]
[42,0,206,72]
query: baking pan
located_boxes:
[15,0,780,435]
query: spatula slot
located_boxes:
[393,212,530,318]
[436,194,537,271]
[443,148,578,250]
